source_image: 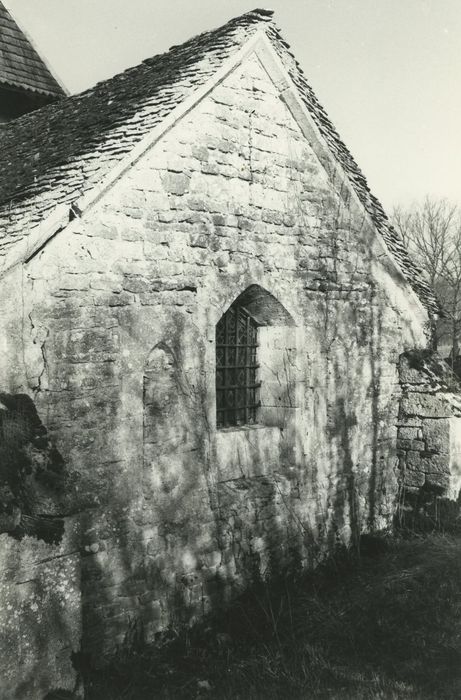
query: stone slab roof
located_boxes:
[0,8,438,314]
[0,1,64,97]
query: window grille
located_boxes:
[216,304,260,428]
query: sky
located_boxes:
[4,0,461,210]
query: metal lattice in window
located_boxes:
[216,304,260,428]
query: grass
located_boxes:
[83,534,461,699]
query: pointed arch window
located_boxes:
[216,305,260,428]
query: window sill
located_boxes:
[216,423,280,434]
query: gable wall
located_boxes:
[0,53,428,662]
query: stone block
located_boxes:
[186,196,207,211]
[400,393,451,419]
[212,213,238,228]
[283,213,296,227]
[161,172,191,196]
[411,440,425,451]
[420,453,450,475]
[397,438,413,451]
[124,207,143,219]
[403,469,425,488]
[119,225,145,242]
[201,162,220,175]
[192,145,209,162]
[237,217,255,232]
[425,472,450,490]
[262,209,284,225]
[122,276,152,294]
[399,364,430,385]
[397,427,419,440]
[98,224,119,240]
[130,167,163,192]
[422,418,450,453]
[406,451,422,471]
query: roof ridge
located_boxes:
[0,8,439,315]
[66,9,274,102]
[144,9,274,65]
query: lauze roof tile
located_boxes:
[0,7,438,314]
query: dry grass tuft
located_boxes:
[84,534,461,699]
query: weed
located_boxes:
[84,534,461,699]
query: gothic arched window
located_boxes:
[216,304,260,428]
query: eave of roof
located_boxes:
[0,7,439,316]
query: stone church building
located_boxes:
[0,6,460,698]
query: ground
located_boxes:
[83,532,461,699]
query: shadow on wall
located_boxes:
[0,392,74,543]
[174,287,399,625]
[77,272,424,666]
[324,295,387,551]
[395,350,461,532]
[0,393,81,699]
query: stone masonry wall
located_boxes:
[397,352,461,525]
[0,51,430,666]
[0,381,81,697]
[0,524,81,700]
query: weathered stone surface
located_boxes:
[400,393,451,419]
[406,451,422,471]
[399,363,432,386]
[410,439,425,451]
[397,438,413,451]
[397,427,419,440]
[0,519,81,700]
[0,50,433,673]
[161,171,191,196]
[424,472,450,490]
[423,418,450,453]
[403,469,425,489]
[420,454,450,475]
[397,353,461,503]
[449,416,461,499]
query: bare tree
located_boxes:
[391,197,461,363]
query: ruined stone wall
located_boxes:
[0,376,81,697]
[0,525,81,700]
[0,52,429,665]
[397,352,461,525]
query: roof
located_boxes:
[0,0,64,97]
[0,8,438,315]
